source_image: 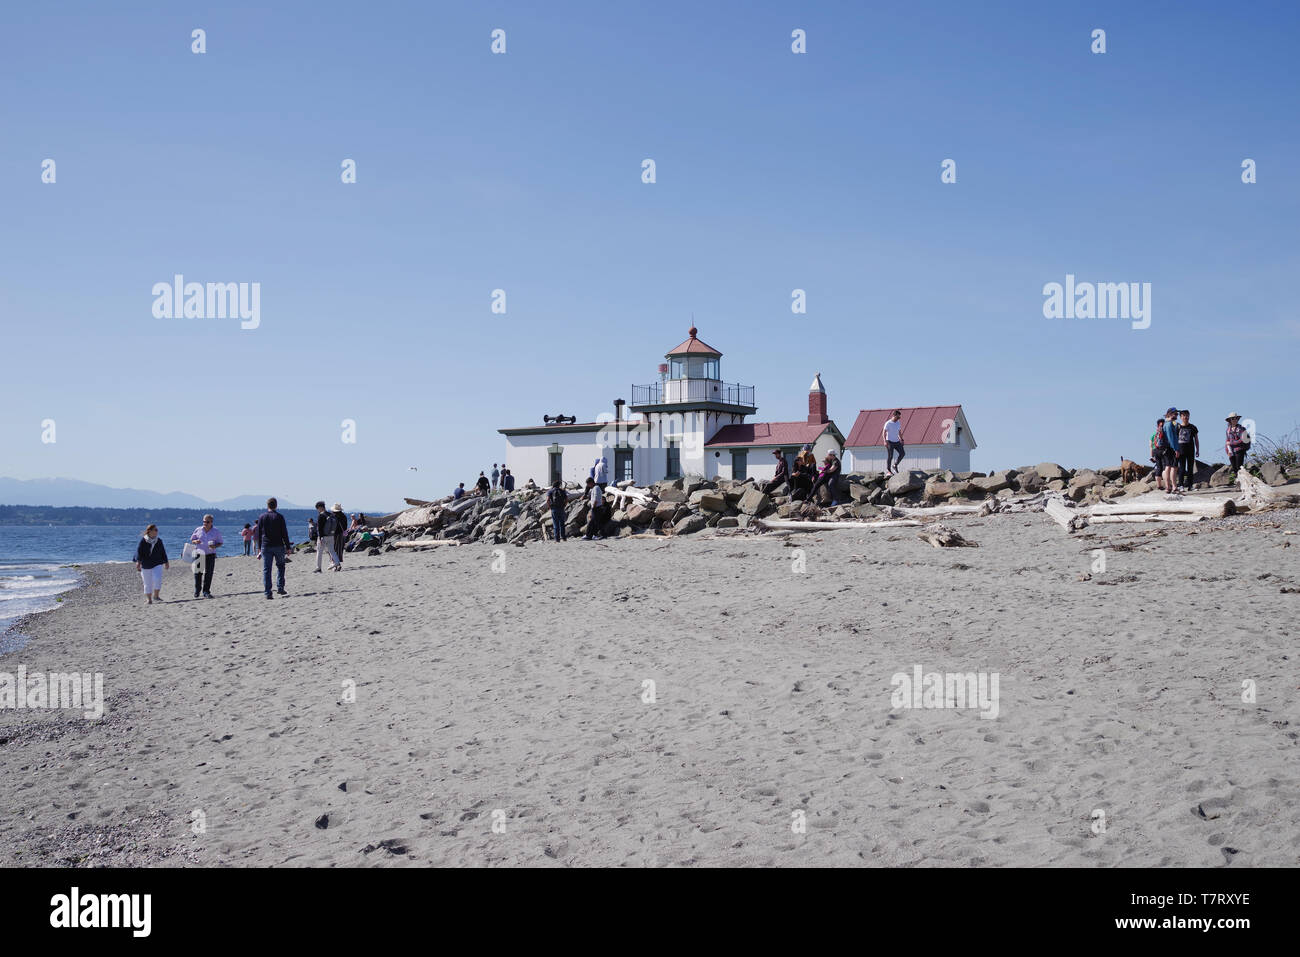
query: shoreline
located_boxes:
[2,512,1298,866]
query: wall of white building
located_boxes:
[845,443,971,473]
[712,432,842,481]
[503,429,608,487]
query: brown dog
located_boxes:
[1119,457,1149,484]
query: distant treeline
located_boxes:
[0,505,320,527]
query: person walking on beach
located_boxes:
[491,464,500,490]
[582,477,605,540]
[1225,413,1251,475]
[763,449,790,494]
[1161,407,1181,493]
[475,472,491,498]
[240,523,254,556]
[1175,410,1200,491]
[546,478,569,542]
[189,514,223,598]
[314,501,342,573]
[135,524,170,605]
[331,503,347,569]
[883,410,905,475]
[255,497,292,599]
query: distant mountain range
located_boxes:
[0,477,307,510]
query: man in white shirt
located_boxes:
[883,410,905,475]
[583,477,605,540]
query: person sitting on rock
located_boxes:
[763,449,790,494]
[810,451,842,507]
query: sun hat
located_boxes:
[1225,412,1241,422]
[332,502,344,511]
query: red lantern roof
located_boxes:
[665,326,722,358]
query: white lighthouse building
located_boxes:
[498,327,843,486]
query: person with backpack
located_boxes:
[1150,417,1172,492]
[1175,409,1200,491]
[1224,413,1250,474]
[582,477,605,540]
[134,523,170,605]
[314,501,342,572]
[255,497,292,598]
[546,478,569,542]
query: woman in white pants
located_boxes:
[134,523,171,604]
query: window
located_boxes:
[702,358,720,380]
[548,450,563,485]
[731,450,747,480]
[665,439,681,479]
[614,449,633,483]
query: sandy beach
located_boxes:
[2,509,1298,867]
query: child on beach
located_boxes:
[134,524,170,605]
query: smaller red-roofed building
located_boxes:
[703,373,845,481]
[843,405,976,473]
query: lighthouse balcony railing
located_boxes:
[632,379,755,407]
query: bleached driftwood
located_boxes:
[893,504,984,516]
[917,523,978,548]
[606,485,652,509]
[1086,514,1205,524]
[758,518,922,531]
[1045,497,1086,531]
[1089,497,1234,518]
[1238,472,1300,509]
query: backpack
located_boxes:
[548,487,567,510]
[321,513,337,537]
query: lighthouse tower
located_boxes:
[627,327,757,481]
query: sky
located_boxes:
[1,0,1296,511]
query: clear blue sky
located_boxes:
[2,0,1296,510]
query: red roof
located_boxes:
[845,406,967,448]
[666,326,722,357]
[705,420,839,449]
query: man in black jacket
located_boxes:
[255,497,292,598]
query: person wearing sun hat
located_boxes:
[1224,413,1251,474]
[331,503,347,570]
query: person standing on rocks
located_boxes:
[189,514,223,598]
[1224,413,1250,475]
[475,472,491,498]
[491,463,500,490]
[1175,410,1200,491]
[583,477,605,540]
[501,468,515,493]
[546,478,569,542]
[883,410,905,475]
[1162,407,1181,493]
[255,497,292,599]
[314,501,342,573]
[135,523,170,605]
[1151,417,1172,491]
[593,456,609,493]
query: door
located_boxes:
[614,449,633,484]
[548,450,563,486]
[665,440,681,479]
[731,450,747,481]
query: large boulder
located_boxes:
[674,513,708,535]
[1015,468,1044,492]
[1035,462,1070,482]
[737,487,771,515]
[1209,465,1235,488]
[626,503,654,525]
[657,487,687,504]
[887,470,926,496]
[1260,462,1288,486]
[690,489,728,512]
[972,470,1015,494]
[715,516,739,528]
[682,475,708,495]
[653,500,679,522]
[924,479,974,502]
[853,503,882,520]
[847,483,872,504]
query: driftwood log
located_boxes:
[917,523,978,547]
[1238,472,1300,509]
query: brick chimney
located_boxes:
[807,372,827,425]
